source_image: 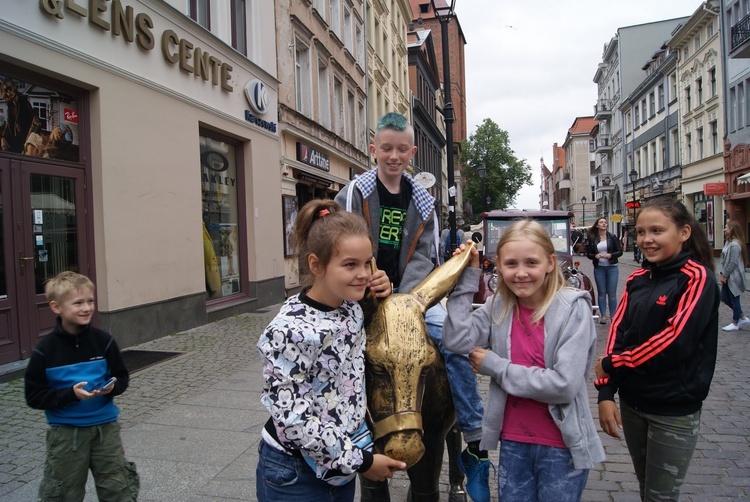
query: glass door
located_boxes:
[0,158,88,364]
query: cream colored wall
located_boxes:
[2,0,282,311]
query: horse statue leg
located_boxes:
[359,476,390,502]
[445,425,468,502]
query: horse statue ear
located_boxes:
[359,286,379,326]
[412,241,476,311]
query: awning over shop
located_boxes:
[737,173,750,184]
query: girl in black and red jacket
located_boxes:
[595,197,719,501]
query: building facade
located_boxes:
[670,1,725,252]
[593,18,689,237]
[722,0,750,233]
[0,0,283,365]
[562,118,598,227]
[621,46,682,232]
[407,27,447,213]
[275,0,369,291]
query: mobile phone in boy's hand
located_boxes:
[88,378,116,392]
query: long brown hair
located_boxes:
[588,217,607,240]
[491,219,567,324]
[291,199,372,285]
[726,220,749,267]
[638,197,714,272]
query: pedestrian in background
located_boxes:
[24,271,139,501]
[444,220,605,502]
[596,197,719,501]
[256,199,404,502]
[719,220,750,332]
[586,217,622,324]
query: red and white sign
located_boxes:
[63,108,78,123]
[703,182,726,196]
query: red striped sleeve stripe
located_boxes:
[610,260,706,369]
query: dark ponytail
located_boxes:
[638,197,714,272]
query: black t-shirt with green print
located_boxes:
[376,177,411,288]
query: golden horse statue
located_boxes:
[360,242,475,501]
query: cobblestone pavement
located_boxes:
[0,258,749,501]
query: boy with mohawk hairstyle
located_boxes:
[25,271,139,501]
[336,112,491,502]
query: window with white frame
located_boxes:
[347,90,355,143]
[697,78,703,106]
[330,0,341,38]
[649,92,655,116]
[710,68,717,97]
[698,127,704,159]
[686,85,691,111]
[641,99,647,123]
[343,3,353,54]
[695,34,701,52]
[658,84,665,110]
[625,110,632,134]
[634,105,640,127]
[355,21,364,67]
[333,76,344,137]
[313,0,326,20]
[707,18,714,38]
[670,128,679,166]
[318,59,331,129]
[711,120,718,154]
[686,133,692,163]
[358,100,366,151]
[231,0,246,55]
[740,82,746,129]
[670,74,678,101]
[189,0,210,29]
[295,38,312,117]
[651,142,657,174]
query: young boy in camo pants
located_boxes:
[24,271,138,501]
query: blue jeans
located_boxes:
[593,265,619,318]
[721,283,744,323]
[426,303,485,442]
[497,440,589,502]
[256,441,355,502]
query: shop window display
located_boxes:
[201,136,241,299]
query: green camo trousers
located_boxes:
[38,421,139,502]
[620,401,701,502]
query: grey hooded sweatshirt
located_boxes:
[443,267,606,470]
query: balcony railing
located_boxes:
[732,14,750,52]
[595,134,612,152]
[594,99,612,118]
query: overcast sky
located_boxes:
[457,0,698,209]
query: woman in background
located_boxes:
[586,217,622,324]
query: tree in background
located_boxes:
[460,118,532,223]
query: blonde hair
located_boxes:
[44,271,95,303]
[491,219,567,324]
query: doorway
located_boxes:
[0,158,88,364]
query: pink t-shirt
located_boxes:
[500,304,566,448]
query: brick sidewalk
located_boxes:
[1,260,749,500]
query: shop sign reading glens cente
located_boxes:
[40,0,234,92]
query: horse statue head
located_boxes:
[362,242,475,468]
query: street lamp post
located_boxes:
[431,0,458,253]
[477,163,486,214]
[629,168,638,262]
[580,196,587,227]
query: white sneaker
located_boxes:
[738,318,750,329]
[723,323,739,332]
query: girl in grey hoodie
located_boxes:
[444,219,605,501]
